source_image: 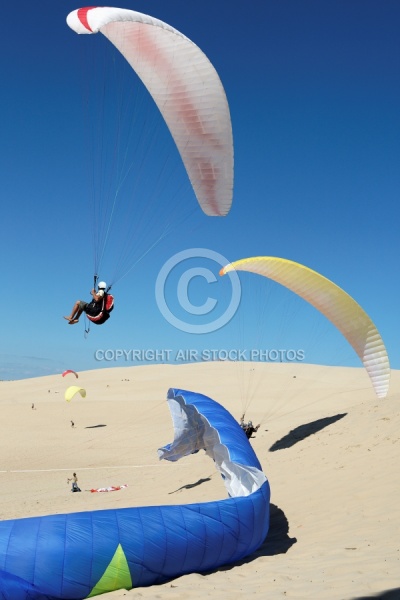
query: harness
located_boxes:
[86,292,115,325]
[84,276,115,336]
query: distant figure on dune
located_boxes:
[71,420,75,428]
[31,403,35,410]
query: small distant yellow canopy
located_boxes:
[65,386,86,402]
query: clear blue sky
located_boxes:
[1,0,399,380]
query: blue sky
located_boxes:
[1,0,399,380]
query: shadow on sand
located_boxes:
[168,477,212,495]
[269,413,347,451]
[251,503,297,558]
[218,503,296,575]
[349,590,400,600]
[84,424,107,429]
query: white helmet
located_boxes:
[98,281,107,290]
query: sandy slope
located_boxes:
[1,362,399,599]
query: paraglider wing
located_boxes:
[62,369,78,378]
[67,6,233,217]
[90,484,128,493]
[64,385,86,402]
[0,389,269,599]
[220,256,390,399]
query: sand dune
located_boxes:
[1,362,399,599]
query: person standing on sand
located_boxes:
[67,473,81,492]
[244,420,260,439]
[239,415,260,439]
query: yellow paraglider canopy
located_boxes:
[220,256,390,399]
[65,386,86,402]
